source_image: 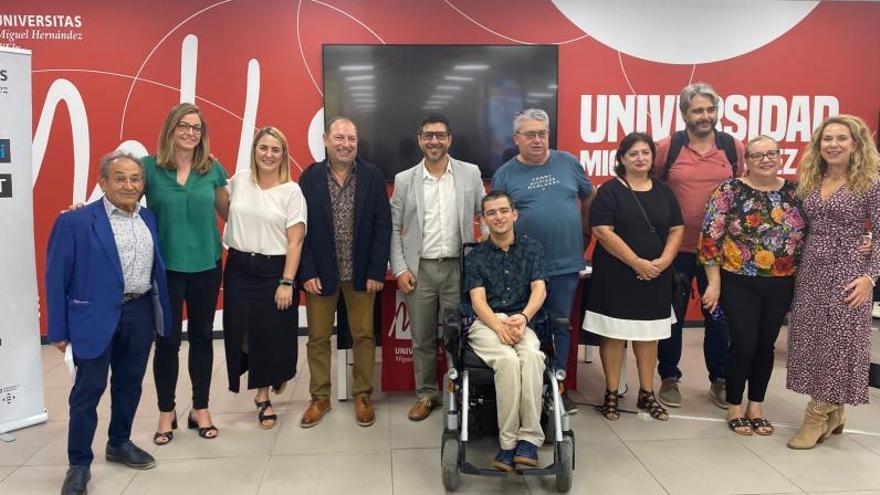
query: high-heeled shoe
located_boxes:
[824,404,846,439]
[787,399,835,449]
[598,389,620,421]
[153,411,178,445]
[255,399,278,430]
[187,409,219,439]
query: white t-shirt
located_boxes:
[223,170,307,255]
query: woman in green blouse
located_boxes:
[147,103,229,444]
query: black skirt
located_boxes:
[223,248,298,392]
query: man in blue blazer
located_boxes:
[46,151,172,495]
[298,117,391,428]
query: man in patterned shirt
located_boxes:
[464,190,547,472]
[298,117,392,428]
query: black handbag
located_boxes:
[619,178,689,321]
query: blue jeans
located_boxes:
[544,272,580,372]
[657,252,729,383]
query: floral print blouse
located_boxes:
[698,179,806,277]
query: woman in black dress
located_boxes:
[584,132,684,421]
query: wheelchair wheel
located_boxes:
[555,437,573,492]
[441,436,461,491]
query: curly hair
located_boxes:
[797,114,880,197]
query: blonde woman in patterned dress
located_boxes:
[786,114,880,449]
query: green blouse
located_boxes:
[142,155,228,272]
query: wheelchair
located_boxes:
[439,243,575,492]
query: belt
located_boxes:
[420,257,459,263]
[229,247,286,260]
[122,292,147,303]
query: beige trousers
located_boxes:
[468,313,545,450]
[305,282,376,399]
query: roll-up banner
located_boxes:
[0,46,47,434]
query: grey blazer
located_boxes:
[390,157,486,277]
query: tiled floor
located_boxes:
[4,326,880,495]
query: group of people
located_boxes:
[45,80,880,494]
[585,83,880,454]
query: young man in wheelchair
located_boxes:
[464,190,548,472]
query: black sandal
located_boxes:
[637,389,669,421]
[255,400,278,430]
[598,389,621,421]
[749,417,774,436]
[153,412,178,446]
[727,417,753,436]
[187,410,219,439]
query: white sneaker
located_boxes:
[872,302,880,319]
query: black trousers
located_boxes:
[69,296,153,465]
[721,271,794,405]
[154,261,222,412]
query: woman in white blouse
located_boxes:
[222,127,306,429]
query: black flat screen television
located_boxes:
[323,44,559,179]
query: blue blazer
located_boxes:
[45,198,172,359]
[298,158,392,295]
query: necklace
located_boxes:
[824,173,847,181]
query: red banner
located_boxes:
[2,1,878,337]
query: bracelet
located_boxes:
[278,278,294,286]
[863,274,876,287]
[516,312,530,324]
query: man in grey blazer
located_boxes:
[390,114,486,421]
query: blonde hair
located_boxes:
[797,114,880,197]
[156,103,213,174]
[250,127,291,184]
[744,134,778,154]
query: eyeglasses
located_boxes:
[419,131,449,141]
[746,150,782,161]
[112,176,143,186]
[516,130,549,140]
[175,122,203,134]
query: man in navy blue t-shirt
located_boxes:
[491,108,596,414]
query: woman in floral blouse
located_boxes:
[698,135,806,436]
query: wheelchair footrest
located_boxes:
[517,465,557,476]
[461,462,509,477]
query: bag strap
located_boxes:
[661,130,739,181]
[661,131,686,182]
[619,177,665,250]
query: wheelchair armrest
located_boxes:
[442,304,478,371]
[442,308,461,349]
[543,308,570,328]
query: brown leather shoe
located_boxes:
[300,398,331,428]
[407,398,437,422]
[355,395,375,427]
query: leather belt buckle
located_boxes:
[122,292,145,303]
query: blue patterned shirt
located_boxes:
[464,234,545,314]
